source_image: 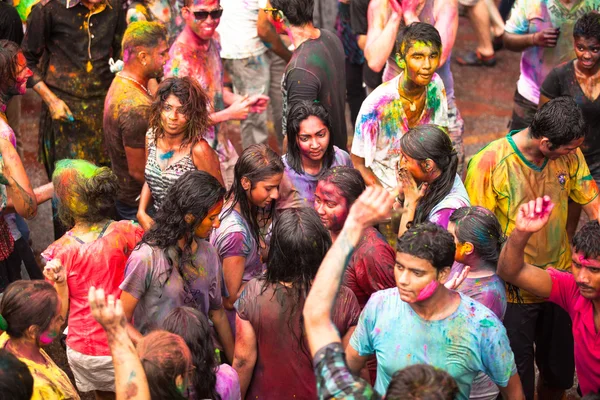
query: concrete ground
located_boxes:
[16,15,579,400]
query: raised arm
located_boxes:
[304,185,396,357]
[257,6,292,62]
[364,0,402,72]
[433,0,459,66]
[43,259,69,324]
[89,287,150,400]
[497,196,554,299]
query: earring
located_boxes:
[142,62,147,66]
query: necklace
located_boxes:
[398,93,417,112]
[117,72,150,95]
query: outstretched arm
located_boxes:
[364,0,402,72]
[497,196,554,299]
[304,185,396,357]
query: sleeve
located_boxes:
[540,67,562,100]
[119,250,152,300]
[215,231,252,259]
[209,253,224,311]
[547,268,579,316]
[332,288,361,337]
[285,68,321,106]
[350,105,379,167]
[479,316,518,388]
[22,2,50,88]
[349,297,376,357]
[568,149,599,205]
[350,0,369,35]
[428,208,455,230]
[120,102,150,149]
[504,0,529,34]
[349,235,396,297]
[234,279,258,322]
[464,147,499,213]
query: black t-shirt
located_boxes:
[541,60,600,181]
[0,2,24,44]
[350,0,383,89]
[282,29,348,151]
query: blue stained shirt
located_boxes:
[349,289,516,399]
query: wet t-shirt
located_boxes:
[120,241,223,334]
[235,278,361,399]
[541,59,600,183]
[350,290,516,399]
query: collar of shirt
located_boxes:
[66,0,111,11]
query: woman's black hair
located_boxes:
[574,12,600,42]
[399,124,458,224]
[0,280,58,339]
[285,100,335,175]
[222,144,284,247]
[449,206,506,268]
[162,307,221,400]
[319,166,366,206]
[0,40,20,105]
[263,207,332,358]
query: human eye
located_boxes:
[326,202,336,208]
[299,136,309,142]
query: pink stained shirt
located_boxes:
[547,267,600,395]
[42,220,144,356]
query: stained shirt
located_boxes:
[465,131,599,302]
[235,278,361,400]
[216,0,267,59]
[547,267,600,396]
[504,0,600,104]
[22,0,126,99]
[351,72,448,190]
[277,146,353,210]
[41,221,143,356]
[103,76,150,207]
[120,241,223,335]
[350,290,516,398]
[541,59,600,183]
[164,36,221,148]
[343,226,396,309]
[0,332,80,400]
[428,175,471,229]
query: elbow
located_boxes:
[223,296,236,311]
[366,56,385,73]
[303,303,330,329]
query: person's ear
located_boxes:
[438,266,452,283]
[459,242,474,256]
[540,137,553,150]
[138,50,149,66]
[421,159,434,172]
[395,53,406,69]
[184,213,195,225]
[241,176,251,191]
[175,374,186,394]
[26,325,39,341]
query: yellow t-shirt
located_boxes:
[465,131,599,303]
[0,332,80,400]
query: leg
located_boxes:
[447,103,465,178]
[268,51,286,150]
[509,90,538,131]
[503,302,542,400]
[14,237,43,280]
[535,302,575,400]
[345,59,366,130]
[468,0,494,57]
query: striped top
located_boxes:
[145,131,196,212]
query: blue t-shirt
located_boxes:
[349,289,516,399]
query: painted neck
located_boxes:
[7,337,44,363]
[400,73,426,97]
[513,128,546,165]
[301,154,323,174]
[121,63,150,87]
[465,259,496,278]
[288,23,320,49]
[329,228,342,243]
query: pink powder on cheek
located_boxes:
[39,330,58,345]
[416,280,438,301]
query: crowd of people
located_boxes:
[0,0,599,398]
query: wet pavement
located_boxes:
[17,16,578,400]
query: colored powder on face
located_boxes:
[416,280,438,301]
[39,329,58,345]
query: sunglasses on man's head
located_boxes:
[262,7,283,20]
[192,7,223,20]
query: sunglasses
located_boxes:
[262,7,283,21]
[191,7,223,20]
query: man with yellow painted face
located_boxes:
[351,22,448,191]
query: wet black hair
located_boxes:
[397,22,442,59]
[396,222,455,272]
[271,0,314,26]
[573,221,600,260]
[399,124,458,224]
[449,206,506,268]
[285,100,335,175]
[0,349,34,400]
[530,96,586,148]
[318,166,366,206]
[0,40,20,104]
[574,12,600,42]
[386,364,458,400]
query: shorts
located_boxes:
[503,302,574,400]
[66,346,115,393]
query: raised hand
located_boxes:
[397,167,427,208]
[44,259,66,285]
[248,94,270,113]
[515,196,554,234]
[49,98,74,122]
[444,265,470,290]
[348,185,396,227]
[88,287,126,333]
[532,28,559,48]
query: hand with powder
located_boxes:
[43,259,66,285]
[532,28,560,48]
[515,196,554,234]
[400,0,424,25]
[248,94,270,113]
[444,265,470,290]
[49,98,74,122]
[397,167,427,209]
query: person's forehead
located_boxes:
[573,251,600,267]
[405,40,438,54]
[395,252,435,270]
[191,0,219,9]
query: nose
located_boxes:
[397,269,410,286]
[270,187,279,200]
[576,267,590,285]
[315,201,325,215]
[309,138,319,149]
[26,67,33,78]
[212,218,221,229]
[423,56,431,70]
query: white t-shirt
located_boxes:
[216,0,268,59]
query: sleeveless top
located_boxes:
[145,131,196,212]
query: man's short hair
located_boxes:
[396,22,442,59]
[386,364,458,400]
[573,221,600,261]
[530,96,586,148]
[574,12,600,42]
[122,21,168,63]
[396,222,455,272]
[271,0,314,26]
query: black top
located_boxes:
[282,29,348,151]
[0,2,24,44]
[541,59,600,181]
[349,0,382,89]
[22,0,126,98]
